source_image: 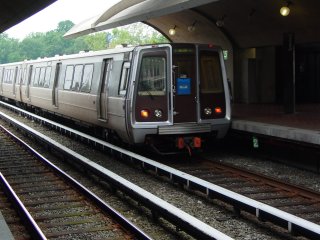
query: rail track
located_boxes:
[0,100,320,239]
[169,158,320,224]
[0,125,149,239]
[0,102,232,239]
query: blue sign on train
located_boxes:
[176,78,191,95]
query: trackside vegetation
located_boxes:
[1,20,168,64]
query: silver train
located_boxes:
[0,43,231,153]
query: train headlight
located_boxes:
[154,109,163,118]
[140,109,149,118]
[204,107,212,115]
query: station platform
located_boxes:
[231,103,320,146]
[0,211,14,240]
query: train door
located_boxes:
[198,45,226,120]
[98,59,111,121]
[11,66,18,99]
[52,62,61,107]
[13,66,22,101]
[26,65,33,101]
[133,45,171,125]
[0,67,3,94]
[19,65,27,101]
[172,44,197,123]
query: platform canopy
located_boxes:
[65,0,320,48]
[0,0,56,33]
[64,0,219,38]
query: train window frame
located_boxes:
[9,69,14,84]
[64,65,74,90]
[16,67,22,85]
[43,66,52,88]
[72,64,83,91]
[38,67,46,87]
[0,68,3,83]
[4,69,14,84]
[22,67,27,85]
[119,61,130,96]
[27,65,33,86]
[137,52,167,97]
[199,50,224,94]
[3,69,8,83]
[32,67,41,87]
[80,64,93,93]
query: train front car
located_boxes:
[127,43,231,154]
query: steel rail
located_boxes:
[0,172,47,240]
[0,106,233,240]
[1,101,320,239]
[0,125,151,240]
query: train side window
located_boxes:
[5,69,14,84]
[10,69,15,84]
[22,68,27,85]
[33,67,41,86]
[80,64,93,92]
[29,66,35,86]
[3,69,9,83]
[17,67,22,85]
[38,67,46,87]
[64,65,74,90]
[4,69,14,84]
[44,66,52,88]
[119,62,130,96]
[0,68,2,81]
[72,65,83,91]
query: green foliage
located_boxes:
[0,21,168,64]
[0,33,20,63]
[109,23,168,48]
[83,32,108,50]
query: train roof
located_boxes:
[0,45,136,67]
[0,43,222,67]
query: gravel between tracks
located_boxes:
[203,151,320,193]
[0,107,314,240]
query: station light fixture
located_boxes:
[169,25,177,36]
[216,14,226,28]
[280,1,292,16]
[187,21,197,32]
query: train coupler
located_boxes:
[176,136,202,149]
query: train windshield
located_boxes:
[199,51,224,94]
[137,53,167,97]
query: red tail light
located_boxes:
[193,137,201,148]
[215,107,222,114]
[177,137,185,149]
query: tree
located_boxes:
[56,20,74,33]
[109,23,168,48]
[83,32,108,50]
[20,32,47,59]
[0,21,168,64]
[0,34,20,63]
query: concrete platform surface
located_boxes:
[231,103,320,145]
[0,211,14,240]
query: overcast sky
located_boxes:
[5,0,120,39]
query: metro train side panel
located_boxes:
[0,44,231,152]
